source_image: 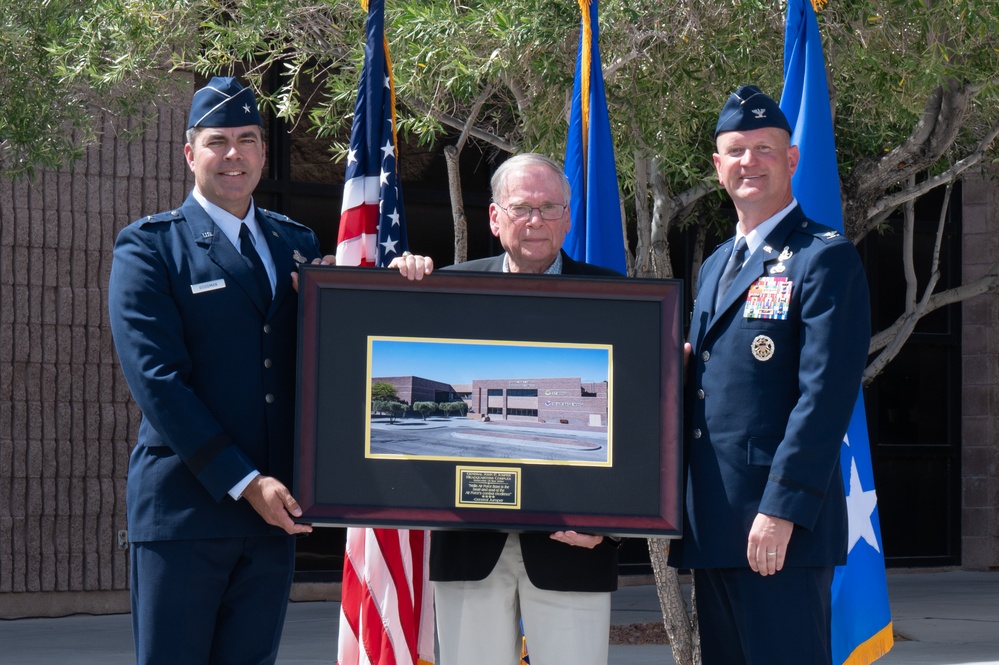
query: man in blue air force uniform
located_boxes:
[668,86,871,664]
[108,77,320,664]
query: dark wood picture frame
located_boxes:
[294,266,684,538]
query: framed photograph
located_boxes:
[294,266,684,538]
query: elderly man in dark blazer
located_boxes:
[668,86,871,664]
[394,152,621,665]
[108,77,321,665]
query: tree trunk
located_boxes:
[444,144,468,265]
[690,223,707,303]
[648,158,673,279]
[442,84,495,265]
[633,154,653,277]
[648,538,698,665]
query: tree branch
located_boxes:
[602,50,642,84]
[863,114,999,225]
[868,263,999,362]
[864,181,953,382]
[456,84,495,154]
[403,97,517,153]
[844,79,972,241]
[669,181,717,221]
[502,74,529,117]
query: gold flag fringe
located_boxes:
[577,0,592,157]
[842,622,895,665]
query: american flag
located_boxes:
[337,528,434,665]
[335,0,408,268]
[335,2,432,665]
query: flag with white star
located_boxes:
[781,1,893,663]
[335,0,409,268]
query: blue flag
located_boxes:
[336,0,409,268]
[780,1,893,663]
[563,0,626,274]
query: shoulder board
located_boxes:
[794,218,844,243]
[137,209,185,226]
[259,207,311,230]
[712,237,736,253]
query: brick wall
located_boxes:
[960,166,999,570]
[0,75,195,617]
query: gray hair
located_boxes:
[491,153,571,204]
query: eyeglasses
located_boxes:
[496,203,567,221]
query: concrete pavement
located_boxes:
[0,570,996,664]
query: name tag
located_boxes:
[743,277,792,320]
[191,279,226,294]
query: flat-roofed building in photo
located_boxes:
[372,375,458,406]
[371,376,608,427]
[469,377,608,427]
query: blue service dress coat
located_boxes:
[108,193,321,543]
[669,204,870,570]
[429,250,622,592]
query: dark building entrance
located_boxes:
[861,184,963,567]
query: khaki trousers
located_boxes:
[434,535,611,665]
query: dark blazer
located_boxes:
[445,250,620,278]
[429,249,621,592]
[108,193,321,542]
[669,204,870,569]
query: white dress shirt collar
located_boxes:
[736,198,798,260]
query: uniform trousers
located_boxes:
[130,535,295,665]
[695,565,834,665]
[434,535,612,665]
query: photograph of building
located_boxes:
[369,375,610,465]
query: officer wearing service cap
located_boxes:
[108,76,322,664]
[668,85,871,664]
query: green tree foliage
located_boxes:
[412,400,437,420]
[8,1,998,238]
[383,400,407,423]
[439,400,468,418]
[370,381,400,404]
[371,399,406,423]
[6,0,999,365]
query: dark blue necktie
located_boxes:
[715,236,748,311]
[239,223,271,308]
